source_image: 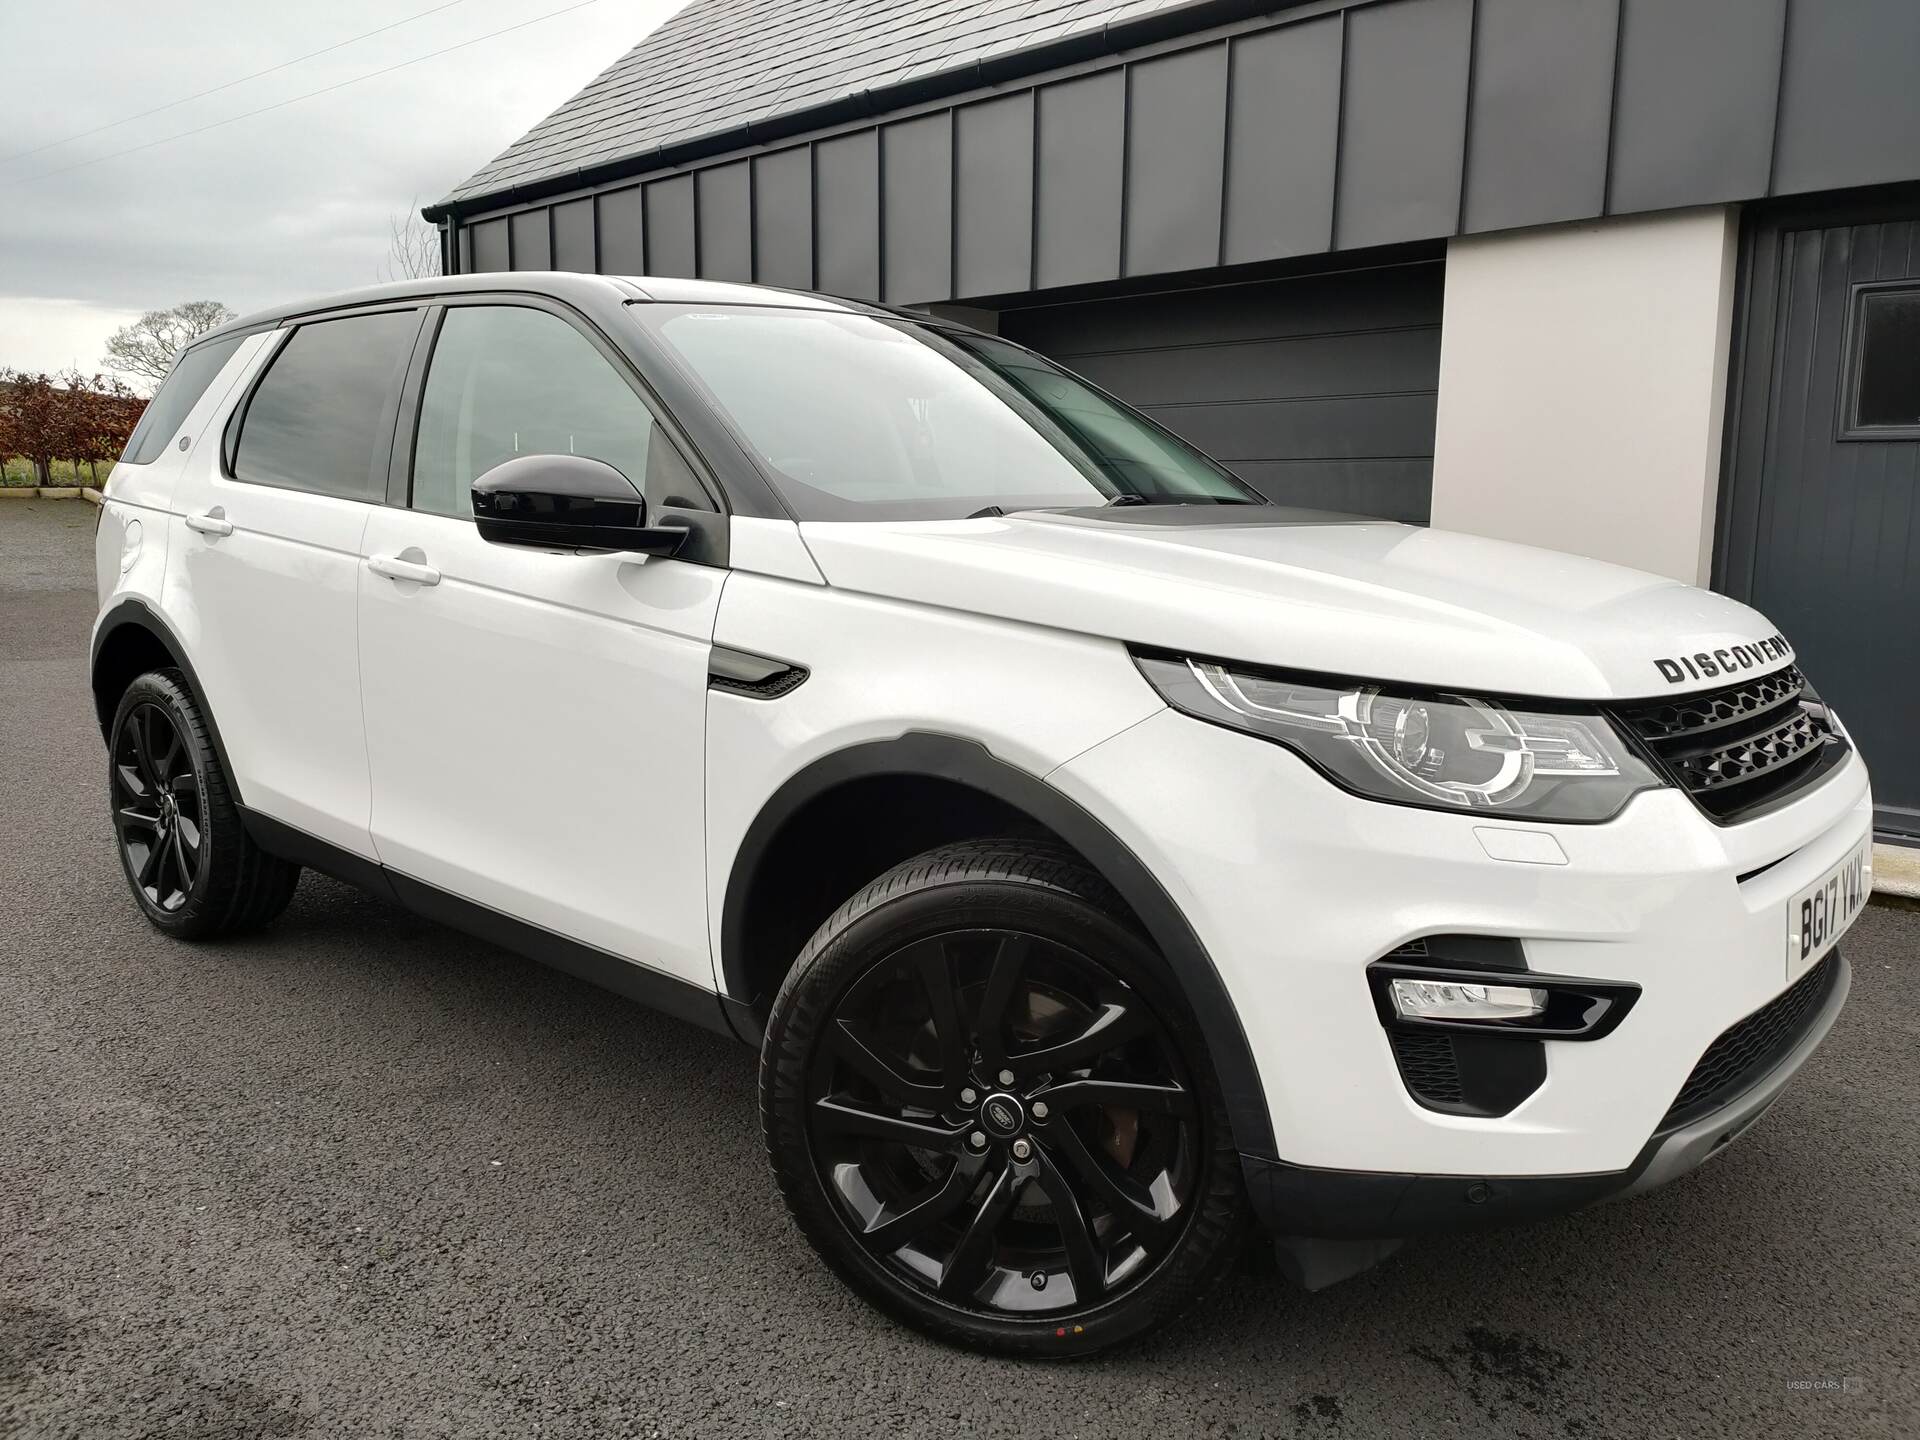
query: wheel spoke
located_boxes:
[936,1161,1017,1299]
[1009,1001,1151,1077]
[909,942,969,1087]
[828,1020,945,1106]
[116,805,161,833]
[1035,1077,1195,1117]
[1042,1117,1179,1232]
[1028,1144,1107,1302]
[973,933,1027,1073]
[862,1159,979,1252]
[811,1096,965,1152]
[155,719,183,780]
[128,712,161,793]
[176,812,202,856]
[135,837,163,890]
[115,761,150,801]
[170,828,195,890]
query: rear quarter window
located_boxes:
[120,336,244,465]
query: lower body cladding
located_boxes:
[1049,708,1872,1281]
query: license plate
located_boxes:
[1787,841,1871,979]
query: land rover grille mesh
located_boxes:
[1611,665,1844,822]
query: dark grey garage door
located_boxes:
[1719,198,1920,838]
[998,259,1443,523]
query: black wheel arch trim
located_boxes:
[719,731,1280,1161]
[91,597,244,806]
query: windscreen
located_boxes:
[639,305,1260,521]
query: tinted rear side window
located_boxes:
[121,336,243,465]
[233,310,420,501]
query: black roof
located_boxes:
[195,273,949,349]
[433,0,1228,216]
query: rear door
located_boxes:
[163,306,425,857]
[356,299,724,990]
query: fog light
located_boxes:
[1388,977,1547,1022]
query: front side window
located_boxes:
[639,306,1259,521]
[121,335,243,465]
[411,305,702,518]
[232,310,420,501]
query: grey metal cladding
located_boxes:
[752,148,813,290]
[509,210,550,271]
[552,198,596,271]
[1607,0,1785,214]
[1773,0,1920,196]
[1036,70,1126,290]
[1333,0,1474,251]
[882,114,954,305]
[1124,44,1228,277]
[598,187,645,274]
[1222,17,1341,265]
[816,131,880,301]
[954,94,1034,300]
[1462,0,1618,234]
[698,162,753,282]
[471,216,509,272]
[646,174,698,278]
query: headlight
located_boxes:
[1134,653,1662,821]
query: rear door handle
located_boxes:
[185,508,232,537]
[367,552,441,587]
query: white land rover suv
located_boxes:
[92,274,1871,1355]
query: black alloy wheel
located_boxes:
[106,669,301,938]
[112,699,203,913]
[762,841,1246,1356]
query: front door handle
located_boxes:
[368,551,441,587]
[185,508,232,537]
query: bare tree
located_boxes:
[381,206,442,282]
[102,301,236,389]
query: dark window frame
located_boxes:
[1838,278,1920,442]
[392,292,729,563]
[220,303,429,502]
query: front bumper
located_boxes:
[1049,706,1870,1185]
[1242,949,1850,1237]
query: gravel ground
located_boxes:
[2,498,1915,1438]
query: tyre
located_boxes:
[760,839,1247,1356]
[107,670,301,939]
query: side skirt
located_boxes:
[239,806,747,1042]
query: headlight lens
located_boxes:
[1135,654,1662,821]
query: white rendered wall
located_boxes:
[1430,207,1741,585]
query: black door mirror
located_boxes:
[471,454,688,556]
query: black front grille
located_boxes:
[1612,666,1846,823]
[1661,954,1840,1128]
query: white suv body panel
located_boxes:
[91,276,1868,1243]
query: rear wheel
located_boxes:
[760,840,1246,1355]
[108,670,300,939]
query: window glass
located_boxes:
[232,310,419,501]
[412,305,695,518]
[643,306,1258,521]
[121,336,242,465]
[1852,287,1920,432]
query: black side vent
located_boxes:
[1662,954,1841,1128]
[708,646,808,699]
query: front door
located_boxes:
[1719,198,1920,837]
[356,301,723,988]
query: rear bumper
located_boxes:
[1243,950,1851,1238]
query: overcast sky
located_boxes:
[0,0,679,382]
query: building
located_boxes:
[426,0,1920,839]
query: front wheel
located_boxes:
[760,840,1247,1356]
